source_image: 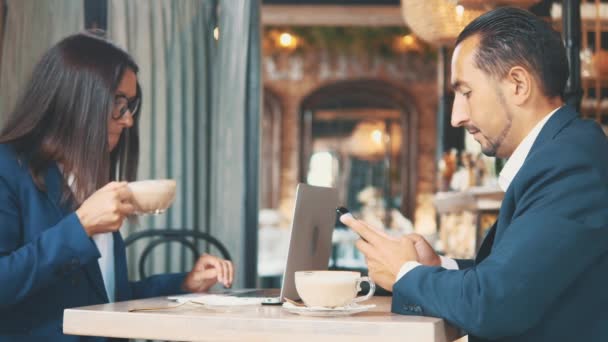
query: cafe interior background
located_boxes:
[0,0,607,291]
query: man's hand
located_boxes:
[340,214,418,292]
[407,233,441,267]
[182,254,233,293]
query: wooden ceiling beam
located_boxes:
[261,5,405,27]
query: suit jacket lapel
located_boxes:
[527,105,578,159]
[42,163,65,217]
[475,220,498,264]
[82,260,110,302]
[113,232,131,302]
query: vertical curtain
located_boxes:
[109,0,260,287]
[108,0,216,279]
[0,2,5,78]
[0,0,84,122]
[212,0,261,288]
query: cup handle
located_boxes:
[352,276,375,304]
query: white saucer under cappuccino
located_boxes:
[294,270,375,308]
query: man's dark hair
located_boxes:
[455,7,569,99]
[0,31,141,205]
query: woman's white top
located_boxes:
[91,232,115,302]
[66,173,115,302]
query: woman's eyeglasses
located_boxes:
[112,95,140,120]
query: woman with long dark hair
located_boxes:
[0,32,233,340]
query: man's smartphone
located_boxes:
[336,206,367,242]
[336,206,350,216]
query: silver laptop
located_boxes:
[224,183,338,304]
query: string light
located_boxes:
[278,33,297,49]
[403,34,415,46]
[371,130,383,144]
[455,5,465,17]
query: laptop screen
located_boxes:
[217,184,338,303]
[279,183,339,301]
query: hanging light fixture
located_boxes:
[401,0,485,46]
[347,121,402,161]
[393,34,424,54]
[455,0,541,10]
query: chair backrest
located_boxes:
[123,229,231,279]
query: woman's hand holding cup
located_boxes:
[76,181,135,236]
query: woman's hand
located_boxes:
[76,181,135,236]
[182,254,234,292]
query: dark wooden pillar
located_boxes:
[436,46,449,164]
[0,0,5,71]
[244,0,261,288]
[562,0,582,111]
[84,0,108,30]
[436,46,462,169]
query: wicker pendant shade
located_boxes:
[456,0,541,10]
[401,0,485,46]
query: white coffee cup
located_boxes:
[294,270,375,308]
[127,179,176,215]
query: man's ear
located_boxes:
[505,66,532,105]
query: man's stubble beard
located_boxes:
[481,89,513,157]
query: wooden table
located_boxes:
[63,296,461,342]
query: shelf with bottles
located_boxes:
[580,100,608,122]
[580,69,608,123]
[582,73,608,85]
[551,1,608,129]
[581,80,608,115]
[551,1,608,31]
[551,0,608,80]
[579,40,608,84]
[552,18,608,32]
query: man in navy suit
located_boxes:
[341,7,608,342]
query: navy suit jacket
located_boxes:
[0,144,186,341]
[392,106,608,341]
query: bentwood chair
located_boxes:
[124,229,231,279]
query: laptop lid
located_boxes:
[219,183,338,303]
[279,183,338,301]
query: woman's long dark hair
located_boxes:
[0,31,141,205]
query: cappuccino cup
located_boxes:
[127,179,176,214]
[294,270,375,308]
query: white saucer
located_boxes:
[282,302,375,317]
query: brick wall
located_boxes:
[263,51,439,233]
